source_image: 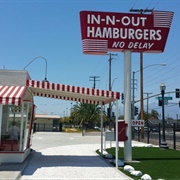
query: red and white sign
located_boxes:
[132,120,144,127]
[80,10,174,55]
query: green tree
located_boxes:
[119,115,124,119]
[137,109,159,121]
[150,109,159,119]
[61,116,70,124]
[70,103,104,131]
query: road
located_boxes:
[134,131,180,150]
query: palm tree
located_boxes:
[70,102,103,135]
[138,109,159,120]
[150,109,159,119]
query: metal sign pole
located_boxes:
[124,50,132,161]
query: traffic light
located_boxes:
[121,93,124,100]
[134,106,138,115]
[158,100,162,106]
[107,108,110,118]
[176,89,180,98]
[179,101,180,107]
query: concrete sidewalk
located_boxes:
[0,152,33,180]
[20,144,132,180]
[0,132,154,180]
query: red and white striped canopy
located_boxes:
[26,80,120,104]
[0,86,26,106]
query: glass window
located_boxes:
[0,102,33,152]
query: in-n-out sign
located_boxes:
[132,120,144,127]
[80,10,174,55]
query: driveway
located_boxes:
[20,132,132,180]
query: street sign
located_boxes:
[157,96,173,100]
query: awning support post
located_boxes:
[0,105,2,141]
[100,102,103,156]
[20,102,24,151]
[115,99,119,168]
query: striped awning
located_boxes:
[26,80,120,104]
[0,86,26,106]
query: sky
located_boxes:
[0,0,180,119]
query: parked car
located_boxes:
[144,127,150,132]
[94,126,101,131]
[150,127,159,132]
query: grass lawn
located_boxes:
[105,147,180,180]
[63,127,100,133]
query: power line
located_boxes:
[89,76,100,89]
[152,0,161,9]
[131,0,138,9]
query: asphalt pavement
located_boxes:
[0,131,151,180]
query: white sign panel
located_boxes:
[132,120,144,127]
[105,131,115,141]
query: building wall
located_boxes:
[36,118,53,124]
[34,115,61,132]
[0,70,30,86]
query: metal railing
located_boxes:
[133,123,180,150]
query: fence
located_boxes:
[33,123,61,132]
[133,123,180,150]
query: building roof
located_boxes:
[0,85,27,105]
[35,114,61,119]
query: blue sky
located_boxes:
[1,0,180,119]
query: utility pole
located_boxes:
[140,52,144,138]
[130,8,153,139]
[132,71,137,119]
[143,92,152,125]
[107,53,117,130]
[89,76,100,89]
[144,92,152,144]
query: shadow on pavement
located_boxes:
[22,150,112,176]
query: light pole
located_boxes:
[70,102,72,114]
[133,63,166,138]
[111,77,118,89]
[143,92,152,125]
[160,83,168,149]
[24,56,48,82]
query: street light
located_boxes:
[111,77,118,89]
[132,63,166,139]
[160,83,168,149]
[24,56,48,82]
